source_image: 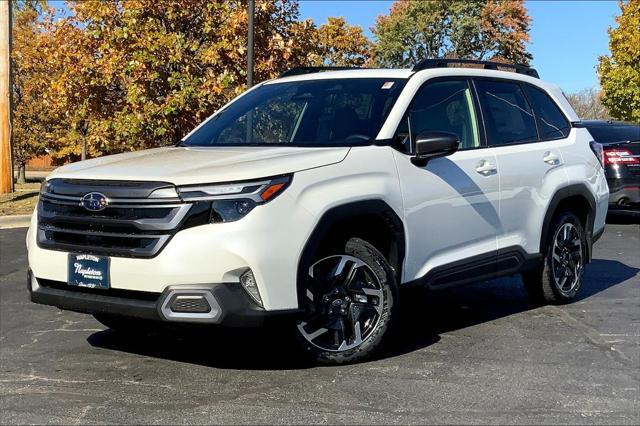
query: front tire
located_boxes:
[295,237,398,364]
[523,211,587,304]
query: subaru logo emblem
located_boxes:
[81,192,108,212]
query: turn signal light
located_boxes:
[260,183,286,201]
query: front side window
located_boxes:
[401,79,480,152]
[183,78,407,147]
[524,85,570,140]
[475,80,538,146]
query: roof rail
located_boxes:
[278,66,361,78]
[412,58,539,78]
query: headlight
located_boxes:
[177,175,291,223]
[39,181,51,195]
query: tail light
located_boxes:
[603,147,639,166]
[589,141,604,167]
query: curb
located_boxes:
[0,214,32,229]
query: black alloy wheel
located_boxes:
[296,238,397,364]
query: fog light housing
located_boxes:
[240,269,263,307]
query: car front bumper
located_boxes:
[26,189,317,313]
[28,270,300,326]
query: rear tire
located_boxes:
[295,237,398,364]
[522,211,587,304]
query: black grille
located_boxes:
[41,200,174,220]
[170,296,211,313]
[36,179,209,258]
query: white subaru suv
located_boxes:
[27,60,608,364]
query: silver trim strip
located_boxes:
[41,192,184,206]
[158,286,223,322]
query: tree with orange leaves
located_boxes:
[40,1,371,159]
[315,17,371,67]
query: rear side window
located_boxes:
[475,80,538,146]
[524,85,570,140]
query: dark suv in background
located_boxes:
[584,120,640,216]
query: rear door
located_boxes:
[474,79,570,256]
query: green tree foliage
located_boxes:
[598,0,640,123]
[371,0,532,68]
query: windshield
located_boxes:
[182,78,407,147]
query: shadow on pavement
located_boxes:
[7,191,38,202]
[87,259,638,370]
[606,211,640,224]
[577,259,639,300]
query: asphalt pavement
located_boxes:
[1,225,638,424]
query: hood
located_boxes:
[48,146,350,186]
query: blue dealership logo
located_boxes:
[81,192,109,212]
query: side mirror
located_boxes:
[412,131,460,166]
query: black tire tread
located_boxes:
[522,211,586,305]
[297,237,398,365]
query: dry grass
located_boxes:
[0,182,41,216]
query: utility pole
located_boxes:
[0,1,12,193]
[245,0,254,143]
[247,0,254,89]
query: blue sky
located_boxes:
[299,0,621,93]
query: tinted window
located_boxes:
[524,85,570,139]
[476,80,538,145]
[183,78,407,147]
[585,124,640,143]
[404,80,480,151]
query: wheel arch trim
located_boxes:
[296,199,406,306]
[540,183,597,262]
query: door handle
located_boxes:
[475,160,497,176]
[543,151,560,165]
